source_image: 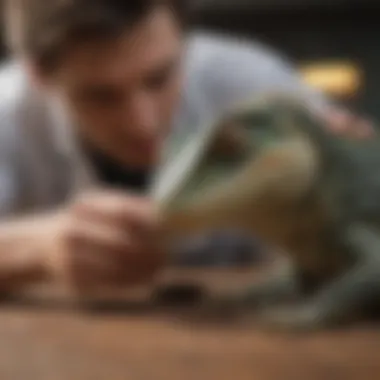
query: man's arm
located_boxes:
[0,118,51,292]
[0,94,159,294]
[0,190,164,296]
[0,183,51,294]
[0,214,52,292]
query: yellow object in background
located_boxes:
[300,61,362,98]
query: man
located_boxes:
[0,0,370,296]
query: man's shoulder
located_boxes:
[185,31,290,72]
[0,60,36,135]
[0,61,31,213]
[182,31,297,108]
[0,61,29,147]
[0,60,55,140]
[178,31,295,125]
[0,60,91,213]
[0,60,28,104]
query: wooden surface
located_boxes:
[0,268,379,380]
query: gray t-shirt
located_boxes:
[0,31,328,218]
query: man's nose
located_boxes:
[124,93,158,136]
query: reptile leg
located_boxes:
[256,225,380,332]
[204,259,301,318]
[237,261,300,307]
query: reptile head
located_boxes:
[152,94,321,240]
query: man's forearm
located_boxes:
[0,215,53,293]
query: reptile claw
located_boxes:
[255,305,322,332]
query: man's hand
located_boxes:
[42,190,164,295]
[323,108,374,139]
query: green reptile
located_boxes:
[150,93,380,331]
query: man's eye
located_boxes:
[144,68,172,91]
[77,88,123,106]
[92,92,119,104]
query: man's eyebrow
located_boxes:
[75,83,122,99]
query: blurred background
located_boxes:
[190,0,380,121]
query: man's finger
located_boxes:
[324,109,352,132]
[73,191,158,229]
[65,217,133,250]
[323,109,374,139]
[353,119,374,138]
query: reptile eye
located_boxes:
[209,121,250,160]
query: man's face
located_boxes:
[37,7,183,169]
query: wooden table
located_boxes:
[0,269,379,380]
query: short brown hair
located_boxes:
[5,0,189,71]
